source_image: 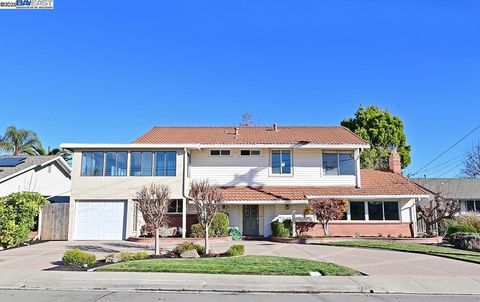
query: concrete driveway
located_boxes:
[1,240,479,276]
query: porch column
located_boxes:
[182,198,187,238]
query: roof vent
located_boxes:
[273,124,278,131]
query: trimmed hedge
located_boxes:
[173,242,206,255]
[446,224,477,241]
[190,213,230,238]
[119,251,149,262]
[225,244,245,256]
[271,221,290,238]
[62,249,96,268]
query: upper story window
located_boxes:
[210,150,230,156]
[168,199,183,213]
[240,150,261,156]
[130,152,153,176]
[105,152,127,176]
[154,151,176,176]
[322,152,355,176]
[271,150,291,175]
[81,152,104,176]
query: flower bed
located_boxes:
[270,236,443,245]
[128,236,232,245]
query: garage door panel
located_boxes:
[74,201,126,240]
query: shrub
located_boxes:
[190,213,230,238]
[62,249,96,267]
[446,223,477,240]
[450,232,480,252]
[282,219,293,236]
[228,227,241,240]
[225,244,245,256]
[173,242,206,255]
[0,192,48,248]
[271,221,290,238]
[135,251,149,260]
[210,213,229,237]
[456,213,480,232]
[190,223,204,238]
[118,251,149,262]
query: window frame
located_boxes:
[104,151,128,177]
[130,151,154,177]
[209,149,231,157]
[80,151,105,177]
[240,149,261,156]
[154,151,177,177]
[167,199,183,214]
[270,149,293,176]
[321,151,356,176]
[347,201,401,221]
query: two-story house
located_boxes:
[62,125,428,240]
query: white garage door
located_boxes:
[74,201,126,240]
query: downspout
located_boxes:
[181,148,189,238]
[355,148,363,188]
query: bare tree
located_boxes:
[135,183,171,255]
[189,179,224,254]
[416,193,459,236]
[463,142,480,178]
[305,199,347,236]
[240,113,254,126]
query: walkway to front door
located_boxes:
[243,205,259,236]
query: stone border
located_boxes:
[128,236,232,244]
[270,236,443,245]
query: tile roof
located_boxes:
[412,178,480,200]
[0,156,63,181]
[133,126,369,146]
[220,169,428,201]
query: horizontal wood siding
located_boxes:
[190,149,356,186]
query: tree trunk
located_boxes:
[154,228,160,255]
[323,223,329,237]
[204,224,209,255]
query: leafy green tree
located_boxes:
[0,126,41,156]
[33,145,72,163]
[341,105,411,169]
[0,192,48,248]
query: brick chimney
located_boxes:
[389,150,402,174]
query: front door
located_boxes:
[243,205,259,237]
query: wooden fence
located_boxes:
[40,203,69,240]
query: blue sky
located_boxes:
[0,1,479,177]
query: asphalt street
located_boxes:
[0,290,480,302]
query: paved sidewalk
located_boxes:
[0,270,480,295]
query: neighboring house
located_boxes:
[0,156,72,202]
[412,178,480,215]
[62,125,428,241]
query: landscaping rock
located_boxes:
[180,249,200,258]
[104,253,122,263]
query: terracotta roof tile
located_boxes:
[220,169,428,201]
[133,126,369,145]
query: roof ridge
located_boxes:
[149,125,348,128]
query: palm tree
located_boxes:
[33,145,72,163]
[0,126,41,156]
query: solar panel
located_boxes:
[0,157,27,167]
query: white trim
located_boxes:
[61,143,370,150]
[306,194,430,200]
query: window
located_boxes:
[350,202,365,220]
[154,151,176,176]
[210,150,230,156]
[465,200,480,213]
[81,152,104,176]
[168,199,183,213]
[130,152,153,176]
[105,152,127,176]
[240,150,261,156]
[322,152,355,176]
[384,202,400,220]
[368,202,384,220]
[271,150,291,175]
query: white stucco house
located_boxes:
[0,156,72,202]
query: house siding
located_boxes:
[190,148,356,186]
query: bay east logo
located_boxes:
[16,0,53,8]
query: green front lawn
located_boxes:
[97,255,361,276]
[324,241,480,264]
